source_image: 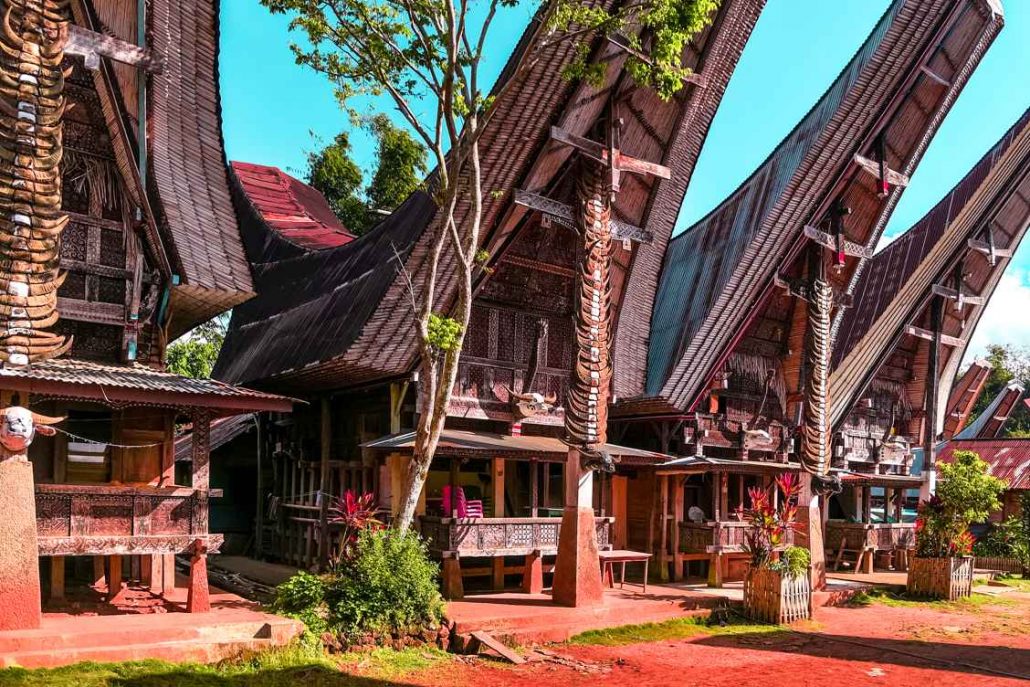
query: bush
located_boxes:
[915,451,1006,558]
[769,545,810,578]
[325,528,444,637]
[972,517,1023,557]
[271,571,330,639]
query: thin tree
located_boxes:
[263,0,719,529]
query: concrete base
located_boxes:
[552,506,604,608]
[0,461,41,631]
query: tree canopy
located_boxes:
[166,315,229,379]
[966,344,1030,437]
[307,115,427,235]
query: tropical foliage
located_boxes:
[166,314,228,379]
[327,490,382,564]
[915,451,1005,558]
[742,472,806,576]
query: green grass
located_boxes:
[0,644,451,687]
[849,588,1013,610]
[993,575,1030,592]
[568,614,783,647]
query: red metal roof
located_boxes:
[231,162,355,251]
[939,440,1030,490]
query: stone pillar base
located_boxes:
[552,506,604,608]
[0,461,41,630]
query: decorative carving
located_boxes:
[0,1,72,366]
[565,162,612,453]
[802,278,833,483]
[0,405,59,460]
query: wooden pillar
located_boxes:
[255,414,265,559]
[442,555,463,600]
[895,490,905,521]
[862,486,872,524]
[107,555,125,602]
[530,459,539,517]
[318,398,331,570]
[719,473,729,519]
[673,477,685,581]
[712,473,722,521]
[492,457,505,590]
[708,552,724,588]
[658,475,669,581]
[388,453,404,517]
[522,550,544,594]
[49,557,65,601]
[140,554,153,588]
[92,556,105,589]
[883,488,893,523]
[922,296,944,499]
[542,463,551,510]
[187,540,210,613]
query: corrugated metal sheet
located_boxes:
[956,382,1026,439]
[942,360,993,439]
[648,0,992,407]
[939,440,1030,490]
[231,162,355,256]
[362,429,671,463]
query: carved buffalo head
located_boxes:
[0,406,61,455]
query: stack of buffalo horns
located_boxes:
[801,276,833,477]
[0,0,72,367]
[565,162,612,450]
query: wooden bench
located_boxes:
[599,550,652,593]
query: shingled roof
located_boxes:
[647,0,1004,411]
[230,162,355,264]
[153,0,256,334]
[215,0,765,391]
[829,106,1030,429]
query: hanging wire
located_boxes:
[52,426,165,449]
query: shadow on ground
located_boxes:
[695,630,1030,681]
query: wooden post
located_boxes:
[542,463,551,510]
[883,488,893,523]
[712,473,722,521]
[530,459,539,517]
[719,473,729,519]
[658,475,669,581]
[92,556,105,589]
[522,550,544,594]
[673,477,684,581]
[318,398,331,570]
[189,412,211,606]
[187,539,210,613]
[49,558,65,601]
[107,555,124,602]
[255,414,265,559]
[442,555,463,600]
[921,296,944,500]
[492,457,505,590]
[862,487,872,524]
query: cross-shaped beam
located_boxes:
[514,189,654,244]
[967,226,1013,267]
[550,123,671,193]
[65,25,164,73]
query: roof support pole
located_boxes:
[318,398,331,571]
[920,296,943,500]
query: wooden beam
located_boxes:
[968,235,1013,266]
[919,64,951,87]
[513,189,654,243]
[930,284,985,307]
[605,34,707,87]
[853,153,910,189]
[803,225,873,259]
[905,325,964,348]
[65,24,164,72]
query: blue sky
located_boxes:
[221,0,1030,358]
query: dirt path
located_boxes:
[381,591,1030,687]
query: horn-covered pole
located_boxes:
[0,0,71,367]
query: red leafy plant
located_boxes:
[328,491,383,565]
[742,472,804,572]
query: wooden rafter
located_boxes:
[905,324,964,347]
[65,24,164,72]
[513,189,654,243]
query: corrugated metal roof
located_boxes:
[939,439,1030,490]
[0,360,294,413]
[956,381,1026,439]
[231,162,355,254]
[362,428,671,464]
[175,413,255,462]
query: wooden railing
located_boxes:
[35,484,220,556]
[679,520,794,553]
[825,521,915,552]
[418,515,613,557]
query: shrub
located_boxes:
[769,545,811,578]
[271,571,330,639]
[972,516,1023,557]
[915,451,1006,558]
[742,472,803,575]
[325,528,444,637]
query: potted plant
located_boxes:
[741,473,812,624]
[908,451,1006,600]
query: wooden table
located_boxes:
[599,549,652,593]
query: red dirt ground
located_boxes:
[382,591,1030,687]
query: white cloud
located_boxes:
[873,231,900,255]
[964,268,1030,360]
